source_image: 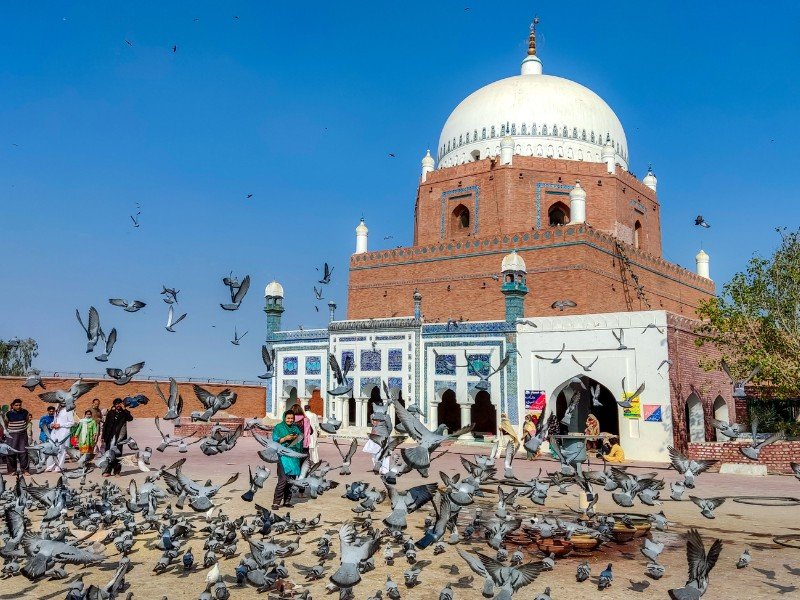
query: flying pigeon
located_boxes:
[94,328,117,362]
[108,298,146,312]
[76,306,105,353]
[106,361,145,385]
[221,274,250,310]
[668,528,722,600]
[165,304,187,332]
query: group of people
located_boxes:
[519,411,625,463]
[271,403,319,510]
[2,397,134,476]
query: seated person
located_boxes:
[603,436,625,462]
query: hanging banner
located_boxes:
[622,392,641,419]
[524,390,546,412]
[643,405,663,422]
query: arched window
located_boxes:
[511,123,516,134]
[521,124,527,135]
[473,129,478,141]
[490,126,495,138]
[548,202,570,226]
[573,127,578,138]
[482,127,486,139]
[562,125,568,137]
[458,134,463,146]
[542,125,548,135]
[451,204,470,231]
[634,221,642,249]
[501,125,505,136]
[591,131,596,143]
[582,129,587,140]
[470,149,480,161]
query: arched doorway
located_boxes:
[554,376,618,438]
[367,386,382,422]
[451,204,470,231]
[285,387,298,415]
[548,202,570,226]
[685,393,705,443]
[347,396,356,427]
[437,389,461,434]
[713,396,729,440]
[308,389,323,417]
[471,391,496,437]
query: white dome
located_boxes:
[264,280,284,298]
[356,219,368,234]
[437,71,628,170]
[501,251,526,273]
[421,149,435,168]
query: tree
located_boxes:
[0,338,39,376]
[696,228,800,402]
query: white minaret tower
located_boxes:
[500,135,514,165]
[355,218,368,254]
[696,249,710,279]
[643,166,658,192]
[569,180,586,224]
[420,150,435,182]
[602,136,615,174]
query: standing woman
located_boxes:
[490,412,520,460]
[291,403,310,458]
[303,403,320,464]
[45,404,74,472]
[522,414,537,460]
[584,414,600,451]
[271,410,303,510]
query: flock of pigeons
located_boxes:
[1,362,797,599]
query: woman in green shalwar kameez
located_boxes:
[271,410,303,509]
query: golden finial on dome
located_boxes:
[528,16,540,56]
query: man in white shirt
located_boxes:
[45,406,75,472]
[303,404,320,464]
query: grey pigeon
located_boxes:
[38,379,98,412]
[94,327,117,362]
[154,378,183,420]
[668,446,716,488]
[329,522,378,589]
[252,431,306,464]
[320,411,342,434]
[109,298,146,312]
[736,549,751,569]
[576,561,590,582]
[334,438,358,475]
[258,345,276,380]
[191,384,237,421]
[328,353,354,396]
[710,418,743,439]
[220,274,250,310]
[668,528,722,599]
[739,419,784,460]
[690,496,725,519]
[22,371,45,391]
[106,361,145,385]
[20,534,105,580]
[76,306,105,352]
[641,537,664,562]
[165,304,187,332]
[645,562,665,579]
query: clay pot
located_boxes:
[570,534,601,552]
[536,538,573,557]
[610,524,637,543]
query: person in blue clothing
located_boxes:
[271,410,303,510]
[39,406,56,442]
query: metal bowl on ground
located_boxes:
[536,537,573,557]
[610,524,637,543]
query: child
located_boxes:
[75,409,99,461]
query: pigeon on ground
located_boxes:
[241,465,271,502]
[645,562,665,579]
[329,522,379,589]
[641,537,664,562]
[736,549,751,569]
[576,561,590,582]
[668,528,722,600]
[598,563,613,590]
[20,534,105,580]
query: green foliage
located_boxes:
[0,338,39,376]
[696,228,800,400]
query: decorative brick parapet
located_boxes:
[687,440,800,474]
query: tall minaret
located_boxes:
[355,218,368,254]
[264,281,285,341]
[500,251,528,428]
[521,16,543,75]
[420,150,435,182]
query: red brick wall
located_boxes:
[0,377,267,420]
[666,314,734,451]
[414,156,662,256]
[687,440,800,474]
[348,226,713,322]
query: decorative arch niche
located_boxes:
[451,204,471,231]
[548,201,570,226]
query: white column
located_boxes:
[500,135,514,165]
[602,139,615,174]
[459,404,473,439]
[569,180,586,224]
[696,250,710,279]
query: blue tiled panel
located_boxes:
[388,349,402,371]
[360,350,381,371]
[388,377,403,390]
[283,356,298,375]
[341,351,354,370]
[467,354,491,377]
[435,354,456,376]
[305,356,321,375]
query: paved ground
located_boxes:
[5,420,800,599]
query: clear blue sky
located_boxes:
[1,2,798,381]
